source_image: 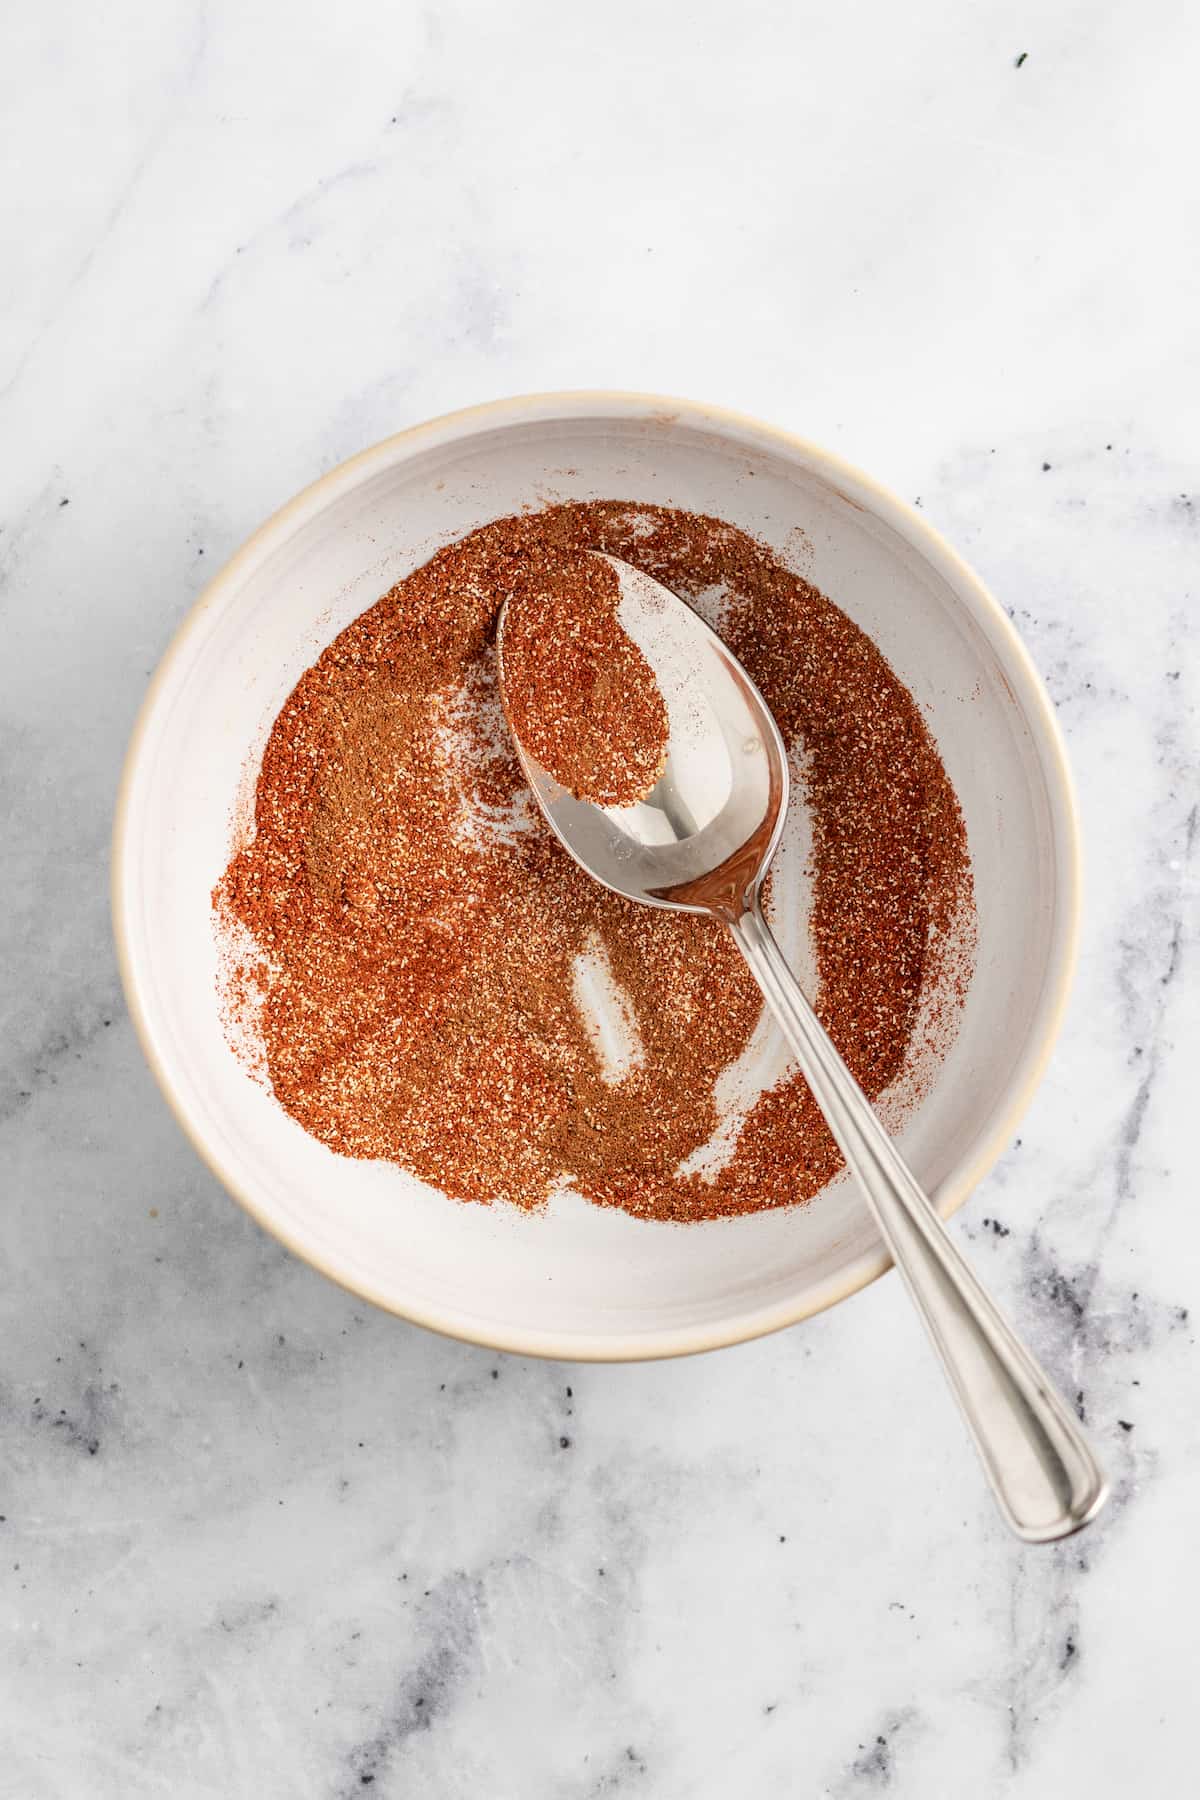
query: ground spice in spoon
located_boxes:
[499,546,668,805]
[214,503,974,1221]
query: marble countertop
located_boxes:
[3,2,1196,1794]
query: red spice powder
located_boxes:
[213,503,974,1221]
[499,545,668,806]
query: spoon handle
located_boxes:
[727,901,1108,1544]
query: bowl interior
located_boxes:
[115,400,1075,1357]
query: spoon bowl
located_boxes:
[499,554,788,917]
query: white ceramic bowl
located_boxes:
[113,393,1079,1360]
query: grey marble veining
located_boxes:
[2,1,1197,1794]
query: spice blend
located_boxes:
[499,545,669,805]
[214,503,974,1222]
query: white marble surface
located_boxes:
[2,1,1197,1793]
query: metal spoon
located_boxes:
[498,552,1107,1543]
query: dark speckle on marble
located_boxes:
[341,1574,482,1796]
[580,1741,649,1794]
[27,1382,116,1459]
[834,1710,922,1793]
[1023,1235,1187,1377]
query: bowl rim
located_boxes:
[111,389,1082,1362]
